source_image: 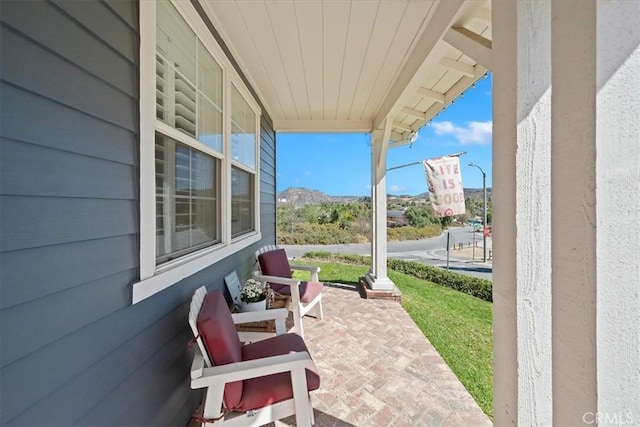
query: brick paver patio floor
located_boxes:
[189,283,492,426]
[276,283,492,426]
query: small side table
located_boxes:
[234,296,292,333]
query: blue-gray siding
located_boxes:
[0,1,277,425]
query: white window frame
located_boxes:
[134,1,261,304]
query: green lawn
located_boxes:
[297,261,493,418]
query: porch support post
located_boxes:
[551,1,598,423]
[594,1,640,421]
[366,118,395,291]
[494,0,640,424]
[493,1,552,425]
[552,1,640,422]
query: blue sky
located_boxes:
[276,74,492,196]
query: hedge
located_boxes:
[302,251,493,302]
[387,225,441,241]
[277,223,353,245]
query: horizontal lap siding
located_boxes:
[0,0,145,424]
[0,1,277,426]
[260,119,277,245]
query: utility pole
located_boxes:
[468,163,487,262]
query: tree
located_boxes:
[440,216,453,229]
[457,213,470,224]
[405,205,436,228]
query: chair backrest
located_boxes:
[189,286,211,366]
[255,244,279,260]
[189,287,244,408]
[257,249,292,294]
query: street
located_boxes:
[281,225,492,280]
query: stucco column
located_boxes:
[366,121,395,291]
[491,1,519,424]
[593,1,640,423]
[551,1,597,423]
[494,1,640,425]
[551,2,640,422]
[370,138,377,275]
[493,1,553,425]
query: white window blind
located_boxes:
[156,2,223,151]
[231,85,256,169]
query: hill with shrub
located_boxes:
[276,187,491,245]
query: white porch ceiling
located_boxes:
[201,0,492,143]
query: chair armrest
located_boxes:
[289,264,320,273]
[231,308,288,324]
[289,264,320,281]
[252,273,301,288]
[191,349,206,380]
[191,351,314,389]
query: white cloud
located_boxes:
[304,170,311,177]
[431,120,492,144]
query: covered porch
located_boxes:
[203,0,640,423]
[202,0,492,293]
[1,0,636,424]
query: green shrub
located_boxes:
[387,225,441,241]
[278,223,352,245]
[387,259,492,302]
[302,252,492,302]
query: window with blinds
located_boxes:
[156,3,223,152]
[231,166,254,238]
[154,2,224,263]
[136,0,262,301]
[156,135,220,263]
[230,84,257,237]
[231,85,256,169]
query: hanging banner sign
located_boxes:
[422,156,466,218]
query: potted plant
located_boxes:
[240,279,267,312]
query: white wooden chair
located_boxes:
[253,246,324,338]
[189,286,319,426]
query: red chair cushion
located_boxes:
[197,290,243,409]
[237,333,321,411]
[258,250,324,301]
[273,281,323,303]
[298,281,323,303]
[258,249,292,295]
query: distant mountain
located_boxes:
[463,188,492,200]
[277,187,492,205]
[277,187,332,205]
[277,188,365,205]
[417,188,492,200]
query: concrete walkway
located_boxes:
[277,284,491,426]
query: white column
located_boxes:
[493,1,553,425]
[595,1,640,423]
[370,140,377,274]
[551,1,597,423]
[491,1,518,424]
[494,0,640,424]
[366,119,395,291]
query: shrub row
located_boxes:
[387,225,442,241]
[277,223,354,245]
[302,251,493,302]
